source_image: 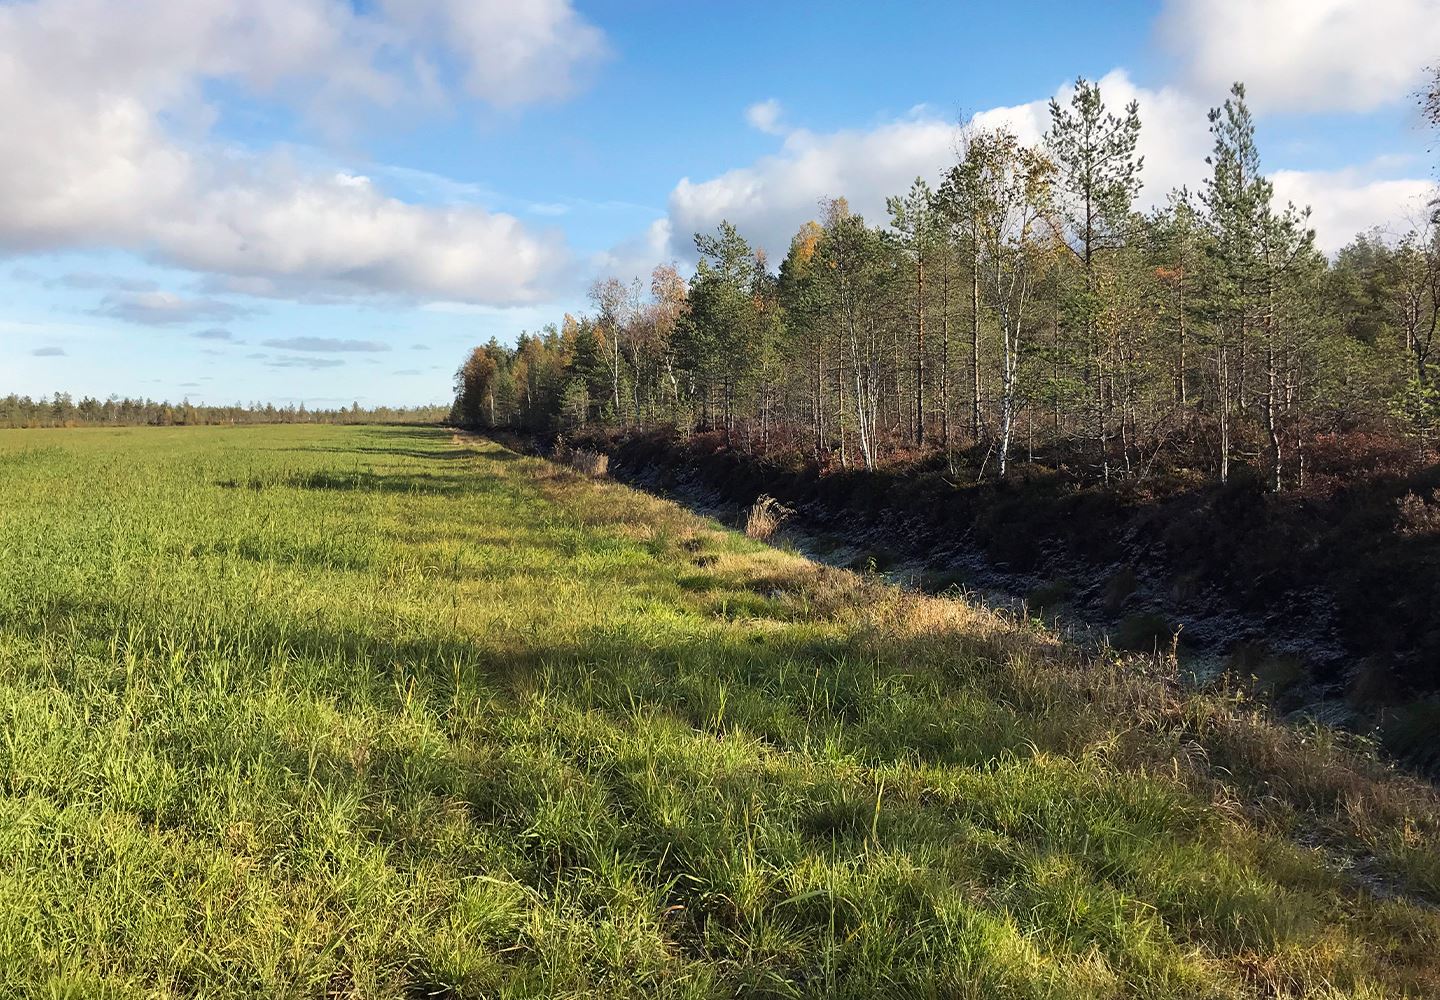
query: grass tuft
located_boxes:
[744,494,792,541]
[568,448,610,477]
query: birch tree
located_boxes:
[967,130,1057,478]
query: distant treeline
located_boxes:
[453,79,1440,491]
[1,393,448,429]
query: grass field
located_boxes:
[1,423,1439,998]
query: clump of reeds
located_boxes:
[568,448,609,477]
[744,494,792,541]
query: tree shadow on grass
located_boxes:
[351,426,453,444]
[286,469,506,496]
[278,445,486,461]
[173,537,377,573]
[13,588,1435,992]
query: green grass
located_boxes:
[0,423,1438,998]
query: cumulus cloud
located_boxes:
[0,0,595,305]
[93,291,249,325]
[379,0,608,109]
[1272,166,1437,253]
[32,346,67,357]
[745,99,786,135]
[667,71,1214,262]
[662,68,1434,264]
[591,218,676,281]
[192,328,236,341]
[1158,0,1440,113]
[958,71,1217,203]
[262,337,390,353]
[668,117,955,261]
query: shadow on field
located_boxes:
[274,426,520,465]
[355,425,520,458]
[182,537,376,573]
[14,587,1440,997]
[286,470,505,496]
[19,587,1001,769]
[353,426,452,444]
[282,445,485,461]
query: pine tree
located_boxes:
[1202,82,1267,484]
[887,178,938,446]
[1046,77,1143,481]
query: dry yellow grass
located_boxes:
[567,448,609,477]
[744,493,791,540]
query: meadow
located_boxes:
[1,423,1438,998]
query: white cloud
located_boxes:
[962,71,1218,201]
[0,0,599,305]
[417,303,562,326]
[668,117,956,260]
[592,218,676,282]
[149,166,569,303]
[380,0,608,109]
[745,99,786,135]
[1158,0,1440,113]
[667,70,1214,261]
[662,68,1434,265]
[1272,166,1436,253]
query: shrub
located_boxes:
[1027,578,1075,610]
[1112,612,1177,654]
[1102,566,1138,613]
[1380,699,1440,773]
[1396,489,1440,536]
[1227,641,1304,696]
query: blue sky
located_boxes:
[2,0,1437,407]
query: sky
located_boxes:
[2,0,1438,408]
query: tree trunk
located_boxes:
[1178,272,1188,409]
[1218,343,1231,484]
[971,236,982,443]
[1264,285,1282,493]
[941,264,951,458]
[915,256,925,446]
